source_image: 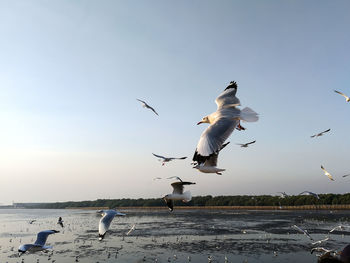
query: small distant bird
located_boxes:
[311,237,329,245]
[98,210,126,240]
[321,165,335,181]
[334,90,350,102]
[18,230,59,256]
[163,179,196,211]
[311,129,331,138]
[126,224,136,236]
[329,225,346,233]
[193,81,259,168]
[28,220,36,224]
[292,225,314,240]
[311,247,336,255]
[277,192,289,198]
[299,191,320,200]
[153,177,162,180]
[152,153,187,166]
[236,140,256,148]
[342,174,350,178]
[193,142,230,175]
[136,99,159,115]
[57,217,64,228]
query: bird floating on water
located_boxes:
[136,99,159,115]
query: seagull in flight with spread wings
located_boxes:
[236,140,256,148]
[311,129,331,138]
[136,99,159,115]
[18,230,59,256]
[152,153,187,166]
[299,191,320,200]
[98,210,126,241]
[163,178,195,211]
[193,81,258,169]
[334,90,350,102]
[321,165,335,181]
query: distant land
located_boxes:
[3,193,350,210]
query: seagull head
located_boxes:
[197,116,209,125]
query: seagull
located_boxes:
[163,180,196,211]
[193,142,230,175]
[311,237,330,246]
[334,90,350,102]
[236,140,256,148]
[28,220,36,224]
[136,99,159,115]
[342,174,350,178]
[292,225,314,240]
[57,217,64,228]
[321,165,335,181]
[311,247,337,255]
[18,230,59,256]
[98,210,126,240]
[126,224,136,236]
[299,191,320,200]
[329,225,346,234]
[193,81,258,167]
[152,153,187,166]
[311,129,331,138]
[277,192,289,198]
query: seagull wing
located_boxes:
[321,129,331,134]
[146,105,159,116]
[174,156,187,160]
[171,182,184,194]
[334,90,347,98]
[215,82,240,109]
[321,166,334,181]
[136,99,146,104]
[152,153,166,159]
[193,118,238,164]
[34,230,59,246]
[247,140,256,145]
[163,198,174,211]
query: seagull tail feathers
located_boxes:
[240,107,259,122]
[182,191,192,202]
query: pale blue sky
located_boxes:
[0,0,350,204]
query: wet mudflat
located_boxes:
[0,209,349,262]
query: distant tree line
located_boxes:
[25,193,350,209]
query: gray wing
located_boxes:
[34,230,59,246]
[146,104,159,115]
[193,118,238,164]
[99,211,116,236]
[152,153,165,159]
[171,182,184,194]
[215,82,240,109]
[136,99,146,104]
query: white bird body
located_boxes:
[18,230,59,256]
[165,191,192,202]
[98,210,126,240]
[193,164,225,174]
[321,165,335,181]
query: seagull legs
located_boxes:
[236,122,246,131]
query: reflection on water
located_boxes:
[0,209,349,262]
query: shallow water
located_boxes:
[0,209,349,262]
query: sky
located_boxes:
[0,0,350,204]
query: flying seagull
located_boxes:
[334,90,350,102]
[163,179,196,212]
[299,191,320,200]
[329,225,346,234]
[57,217,64,228]
[321,165,335,181]
[152,153,187,166]
[126,224,136,236]
[311,237,330,246]
[236,140,256,148]
[136,99,159,115]
[193,142,229,175]
[311,129,331,138]
[277,192,289,198]
[342,174,350,178]
[292,225,314,240]
[193,81,258,168]
[18,230,59,256]
[98,210,126,241]
[28,220,36,224]
[311,247,338,256]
